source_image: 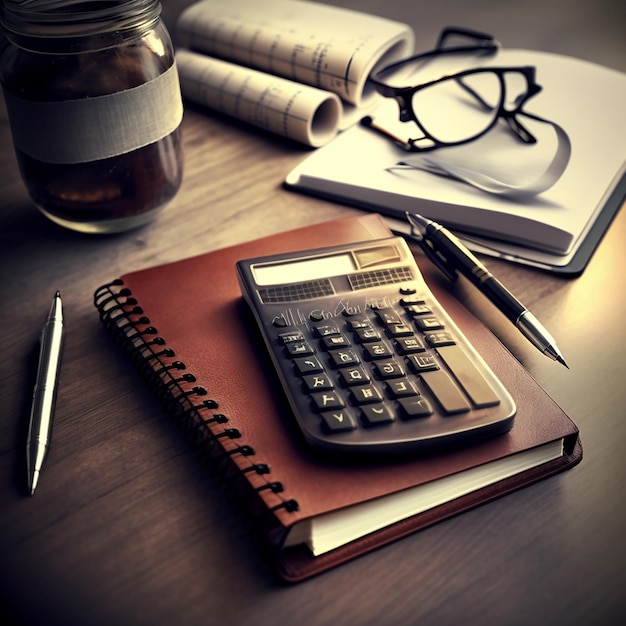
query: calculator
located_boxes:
[236,237,516,456]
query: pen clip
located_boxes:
[410,230,459,282]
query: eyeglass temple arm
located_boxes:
[371,27,500,94]
[454,67,542,144]
[436,27,500,52]
[503,115,537,144]
[502,78,543,143]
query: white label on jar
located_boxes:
[2,62,183,164]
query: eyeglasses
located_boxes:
[365,27,572,197]
[366,27,545,152]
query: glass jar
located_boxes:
[0,0,184,233]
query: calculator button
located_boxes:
[398,397,433,419]
[314,323,341,337]
[386,379,419,398]
[425,331,456,347]
[311,391,345,412]
[375,308,403,327]
[278,329,305,344]
[400,296,425,306]
[345,313,371,329]
[361,405,395,426]
[354,327,382,343]
[437,345,501,408]
[420,370,471,414]
[321,334,351,349]
[395,336,425,354]
[338,366,371,386]
[386,323,414,337]
[302,373,334,392]
[320,410,357,433]
[407,353,439,373]
[272,315,289,328]
[328,349,360,367]
[373,360,406,378]
[294,356,324,375]
[285,341,314,356]
[414,316,444,331]
[362,342,394,360]
[406,304,431,316]
[350,385,383,404]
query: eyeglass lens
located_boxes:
[411,72,503,143]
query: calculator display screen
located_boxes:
[251,244,402,286]
[252,252,356,286]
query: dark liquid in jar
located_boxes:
[2,23,183,228]
[15,131,182,224]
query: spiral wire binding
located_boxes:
[93,280,299,555]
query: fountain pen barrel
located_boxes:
[426,223,527,324]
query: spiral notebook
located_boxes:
[93,214,581,582]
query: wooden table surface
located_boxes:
[1,1,624,624]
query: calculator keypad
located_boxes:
[239,236,516,455]
[274,285,511,453]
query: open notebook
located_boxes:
[286,49,626,274]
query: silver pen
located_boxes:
[406,212,568,368]
[27,291,64,495]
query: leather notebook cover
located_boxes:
[94,213,581,582]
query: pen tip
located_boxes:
[406,212,429,228]
[557,355,569,369]
[28,471,39,496]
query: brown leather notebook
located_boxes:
[93,214,581,582]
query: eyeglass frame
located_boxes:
[366,27,544,152]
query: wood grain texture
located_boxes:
[1,1,624,624]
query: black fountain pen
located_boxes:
[406,212,568,368]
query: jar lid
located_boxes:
[0,0,162,37]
